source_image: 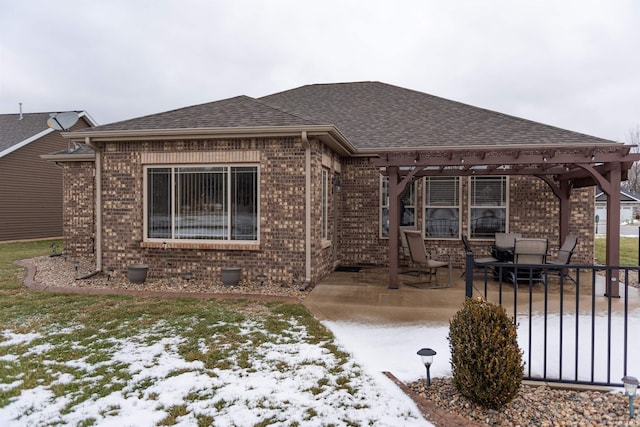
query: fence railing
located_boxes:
[464,252,639,387]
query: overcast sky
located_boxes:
[1,0,638,142]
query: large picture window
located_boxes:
[380,176,415,238]
[146,165,258,242]
[424,177,460,238]
[470,176,507,239]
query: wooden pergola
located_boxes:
[371,144,640,297]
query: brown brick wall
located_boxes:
[61,161,95,257]
[67,136,342,287]
[336,163,595,268]
[61,142,596,286]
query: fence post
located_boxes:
[465,251,474,298]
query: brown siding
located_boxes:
[0,118,92,241]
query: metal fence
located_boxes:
[464,253,639,387]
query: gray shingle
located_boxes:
[260,81,616,149]
[0,113,53,152]
[86,96,326,132]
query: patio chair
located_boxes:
[491,232,522,262]
[546,235,578,283]
[461,234,498,277]
[399,225,420,276]
[506,238,548,284]
[402,230,452,288]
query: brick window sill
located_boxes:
[141,241,261,251]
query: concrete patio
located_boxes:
[303,266,640,324]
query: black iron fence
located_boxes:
[464,252,639,387]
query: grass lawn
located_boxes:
[594,236,639,266]
[0,240,421,426]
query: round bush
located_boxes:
[448,297,524,409]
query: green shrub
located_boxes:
[448,297,524,409]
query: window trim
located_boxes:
[468,175,509,240]
[424,176,461,240]
[143,163,260,245]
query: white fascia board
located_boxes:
[0,128,55,159]
[78,111,99,127]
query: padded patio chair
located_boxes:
[546,235,578,283]
[506,238,548,284]
[461,234,498,277]
[402,230,452,288]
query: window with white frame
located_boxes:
[424,177,460,238]
[146,165,258,241]
[321,168,329,240]
[469,176,507,239]
[380,176,415,237]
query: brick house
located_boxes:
[0,110,95,241]
[52,82,637,288]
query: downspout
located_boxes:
[86,137,102,272]
[300,132,312,290]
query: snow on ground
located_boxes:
[2,310,638,426]
[0,321,432,426]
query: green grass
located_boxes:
[595,236,639,266]
[0,239,359,425]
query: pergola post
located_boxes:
[605,164,622,297]
[388,167,400,289]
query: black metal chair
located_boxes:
[461,235,498,277]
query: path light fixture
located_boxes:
[257,273,267,286]
[417,348,437,386]
[73,261,79,272]
[182,271,193,282]
[106,267,114,281]
[622,375,639,418]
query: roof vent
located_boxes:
[18,102,23,120]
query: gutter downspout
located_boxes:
[86,137,102,272]
[300,132,312,290]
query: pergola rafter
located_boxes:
[371,144,640,297]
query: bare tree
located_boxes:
[623,126,640,194]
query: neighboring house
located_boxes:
[595,187,640,225]
[0,111,95,242]
[50,82,637,288]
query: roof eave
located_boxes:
[40,153,96,162]
[64,125,357,156]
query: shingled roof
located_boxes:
[72,82,618,152]
[0,112,53,154]
[260,82,617,150]
[86,95,325,132]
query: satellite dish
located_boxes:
[47,111,79,131]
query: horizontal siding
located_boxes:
[0,118,92,241]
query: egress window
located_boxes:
[145,165,258,242]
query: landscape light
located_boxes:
[622,375,639,418]
[417,348,436,386]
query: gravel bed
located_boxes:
[409,377,640,426]
[30,255,309,300]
